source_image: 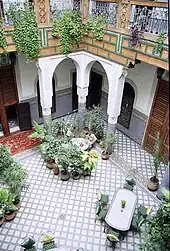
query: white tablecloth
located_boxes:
[105,189,137,231]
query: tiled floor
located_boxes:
[0,119,19,137]
[0,112,167,251]
[0,149,160,251]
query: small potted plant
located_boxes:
[70,145,84,180]
[0,208,5,227]
[82,149,98,176]
[101,132,116,160]
[5,201,17,221]
[21,236,35,249]
[121,200,126,212]
[41,231,55,250]
[57,144,71,181]
[147,135,163,191]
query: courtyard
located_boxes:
[0,113,167,251]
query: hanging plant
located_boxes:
[7,3,40,60]
[154,32,166,56]
[130,24,144,47]
[52,10,84,54]
[0,22,8,52]
[84,14,106,41]
[52,10,105,54]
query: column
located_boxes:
[82,0,89,23]
[77,86,88,129]
[107,69,128,133]
[37,62,53,132]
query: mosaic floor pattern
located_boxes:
[0,112,167,251]
[0,148,160,251]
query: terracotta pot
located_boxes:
[5,211,16,221]
[0,216,5,227]
[147,176,159,191]
[46,159,55,169]
[53,165,59,175]
[60,170,70,181]
[101,151,109,160]
[82,170,91,177]
[71,171,81,180]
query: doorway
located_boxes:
[72,70,103,110]
[6,105,19,133]
[86,71,102,108]
[0,65,19,136]
[118,82,135,129]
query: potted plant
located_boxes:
[85,106,104,140]
[39,139,61,169]
[121,200,126,212]
[101,132,117,160]
[41,231,55,250]
[5,200,17,221]
[1,162,27,208]
[82,149,98,176]
[140,189,170,251]
[69,145,84,180]
[20,236,35,249]
[57,143,71,181]
[147,135,163,191]
[53,160,60,176]
[0,208,5,227]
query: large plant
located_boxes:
[0,144,14,173]
[29,122,52,143]
[52,10,83,54]
[1,162,27,202]
[153,134,163,180]
[7,3,40,60]
[85,106,104,139]
[39,138,62,162]
[0,22,8,51]
[102,132,117,154]
[140,189,170,251]
[82,149,98,172]
[84,14,105,41]
[154,32,166,55]
[52,10,105,54]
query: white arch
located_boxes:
[125,78,138,107]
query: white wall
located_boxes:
[16,54,37,101]
[53,58,76,90]
[127,63,157,116]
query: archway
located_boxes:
[86,61,108,109]
[118,82,135,129]
[37,77,56,118]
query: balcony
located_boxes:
[0,0,169,69]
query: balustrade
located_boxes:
[130,3,168,35]
[0,0,168,36]
[50,0,81,19]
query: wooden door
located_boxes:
[16,103,32,131]
[143,79,169,163]
[72,71,78,110]
[0,65,18,136]
[87,71,102,108]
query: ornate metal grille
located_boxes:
[130,5,168,35]
[90,1,118,27]
[0,0,33,26]
[50,0,81,19]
